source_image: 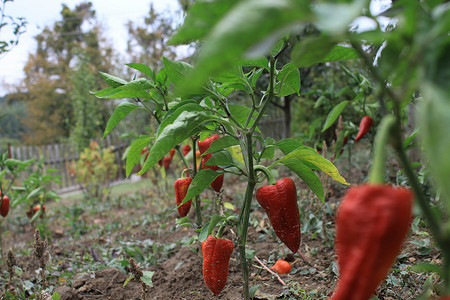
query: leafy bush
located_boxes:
[74,141,118,201]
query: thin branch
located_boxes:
[253,256,286,286]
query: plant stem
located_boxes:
[239,132,256,300]
[191,137,202,228]
[368,115,396,184]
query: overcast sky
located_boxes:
[0,0,181,96]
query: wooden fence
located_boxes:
[10,135,129,193]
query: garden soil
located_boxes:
[0,170,438,299]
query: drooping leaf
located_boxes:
[157,102,204,137]
[292,35,359,67]
[275,138,303,154]
[203,136,240,155]
[205,150,244,170]
[207,214,227,236]
[102,102,142,139]
[322,100,350,132]
[279,146,349,185]
[139,111,219,174]
[182,169,223,202]
[275,62,301,97]
[291,36,336,68]
[163,57,194,90]
[126,137,153,178]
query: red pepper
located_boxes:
[331,184,413,300]
[27,204,46,219]
[354,116,373,142]
[198,135,224,192]
[163,156,171,170]
[174,177,193,217]
[182,144,191,156]
[198,134,220,155]
[270,259,291,274]
[202,235,234,295]
[201,154,224,192]
[0,194,10,217]
[256,178,301,253]
[169,148,176,159]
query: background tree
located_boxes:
[14,2,115,145]
[0,96,27,151]
[126,4,179,71]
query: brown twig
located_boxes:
[253,255,286,286]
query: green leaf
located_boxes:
[205,150,243,169]
[322,100,350,132]
[45,190,60,200]
[169,0,240,45]
[275,138,302,154]
[157,102,204,137]
[30,207,43,223]
[279,146,349,185]
[237,57,269,70]
[322,45,359,63]
[410,263,442,275]
[126,63,156,80]
[4,158,27,168]
[291,36,336,68]
[120,78,154,90]
[26,187,43,201]
[163,57,194,90]
[182,169,223,202]
[123,275,134,287]
[0,169,7,181]
[419,82,450,210]
[52,292,61,300]
[208,214,226,236]
[213,66,249,92]
[229,104,258,129]
[249,285,260,297]
[282,158,324,202]
[89,87,118,98]
[93,88,152,99]
[139,111,219,174]
[126,137,153,178]
[203,136,240,155]
[292,35,359,68]
[275,63,300,97]
[141,271,155,287]
[176,0,311,95]
[199,222,211,242]
[99,71,127,88]
[103,102,142,139]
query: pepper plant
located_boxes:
[93,42,349,298]
[92,0,449,298]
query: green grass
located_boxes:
[60,177,155,202]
